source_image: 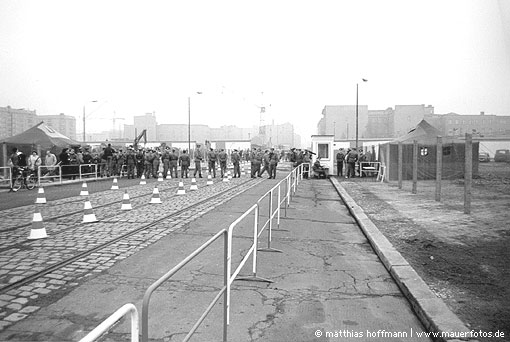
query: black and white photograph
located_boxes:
[0,1,509,341]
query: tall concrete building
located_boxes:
[0,106,37,139]
[393,105,434,137]
[38,113,76,140]
[133,113,158,141]
[425,112,510,137]
[317,105,369,140]
[320,104,435,139]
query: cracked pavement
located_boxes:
[0,178,431,341]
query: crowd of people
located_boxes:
[7,143,375,191]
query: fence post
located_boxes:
[223,230,228,342]
[412,140,418,194]
[37,166,41,187]
[435,136,442,201]
[464,133,472,214]
[398,141,403,189]
[79,165,82,180]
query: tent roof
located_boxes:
[390,119,459,144]
[1,122,80,149]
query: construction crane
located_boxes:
[133,129,147,150]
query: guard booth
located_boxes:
[310,135,334,176]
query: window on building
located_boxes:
[318,143,329,159]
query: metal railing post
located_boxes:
[223,230,228,342]
[79,164,83,180]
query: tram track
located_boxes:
[0,177,221,233]
[0,177,262,295]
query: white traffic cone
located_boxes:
[227,171,232,180]
[150,186,162,204]
[190,178,198,191]
[241,165,246,176]
[111,178,119,190]
[177,181,186,195]
[80,182,89,196]
[82,197,98,223]
[166,170,172,180]
[35,187,47,204]
[120,190,132,210]
[140,174,147,185]
[223,173,229,182]
[28,206,47,240]
[206,174,213,186]
[158,172,164,182]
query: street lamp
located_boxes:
[355,79,368,152]
[83,100,98,142]
[188,92,203,153]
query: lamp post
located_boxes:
[333,121,336,138]
[83,100,98,142]
[355,79,368,152]
[188,92,202,153]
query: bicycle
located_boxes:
[12,167,37,191]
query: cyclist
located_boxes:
[8,147,27,192]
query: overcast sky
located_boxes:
[1,0,509,145]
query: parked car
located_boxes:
[479,152,490,162]
[494,149,510,162]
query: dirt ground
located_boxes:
[340,162,510,342]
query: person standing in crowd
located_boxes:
[207,148,217,178]
[144,149,154,179]
[162,147,170,178]
[152,150,160,178]
[193,148,203,178]
[59,148,70,179]
[27,151,41,175]
[68,148,79,180]
[345,148,358,178]
[8,147,22,191]
[259,150,270,177]
[82,148,92,175]
[302,151,311,179]
[44,150,58,177]
[231,149,241,178]
[336,148,345,177]
[179,150,190,178]
[126,148,136,179]
[218,148,228,178]
[268,148,278,179]
[249,147,258,178]
[103,143,115,176]
[169,148,178,178]
[136,149,144,178]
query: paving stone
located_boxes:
[6,303,22,310]
[33,288,51,295]
[18,286,34,292]
[18,292,33,297]
[0,300,8,308]
[46,273,65,280]
[0,295,14,302]
[7,276,24,284]
[48,279,66,285]
[19,306,40,314]
[12,297,29,305]
[4,313,28,322]
[31,282,46,288]
[47,285,61,290]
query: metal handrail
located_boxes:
[0,166,12,188]
[79,303,139,342]
[141,229,228,342]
